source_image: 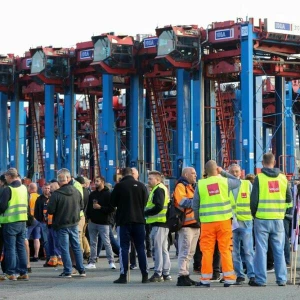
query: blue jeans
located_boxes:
[119,224,148,275]
[232,220,255,278]
[283,219,291,265]
[40,223,50,260]
[48,227,61,256]
[88,222,114,264]
[97,225,120,257]
[3,222,27,275]
[56,225,84,275]
[254,219,286,285]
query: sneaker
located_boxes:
[0,274,17,281]
[17,274,29,281]
[195,281,210,288]
[109,262,116,269]
[277,282,286,286]
[85,263,96,269]
[27,267,32,273]
[248,280,266,287]
[177,275,192,287]
[114,274,127,284]
[186,275,196,286]
[71,268,79,276]
[79,271,86,277]
[236,276,245,283]
[211,273,221,281]
[163,274,172,281]
[59,272,72,278]
[267,267,274,273]
[57,257,63,266]
[130,264,138,270]
[149,266,155,270]
[142,274,150,283]
[219,278,225,283]
[149,272,163,282]
[249,277,255,285]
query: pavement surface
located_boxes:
[1,247,300,300]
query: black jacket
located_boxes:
[111,175,148,226]
[47,184,83,230]
[86,186,114,225]
[34,194,49,223]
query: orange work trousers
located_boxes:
[200,219,236,284]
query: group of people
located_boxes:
[0,151,295,288]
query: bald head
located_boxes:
[205,160,218,176]
[131,167,139,180]
[28,182,38,193]
[182,167,197,184]
[50,181,60,193]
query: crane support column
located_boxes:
[240,23,254,174]
[285,82,295,174]
[0,92,8,173]
[275,77,285,161]
[9,96,19,169]
[234,90,242,163]
[191,69,203,177]
[129,74,144,173]
[255,77,263,169]
[176,69,191,177]
[18,101,26,178]
[100,74,115,184]
[45,85,55,180]
[57,101,64,170]
[64,85,76,175]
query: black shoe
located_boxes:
[149,273,163,282]
[27,267,32,273]
[224,282,242,287]
[219,278,225,283]
[236,277,245,283]
[277,282,286,286]
[248,277,255,284]
[30,257,39,262]
[211,273,221,281]
[114,274,127,284]
[149,266,155,270]
[130,264,138,270]
[163,274,172,281]
[195,281,210,288]
[177,275,192,287]
[186,275,196,286]
[248,280,266,287]
[142,274,150,283]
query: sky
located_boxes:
[0,0,299,57]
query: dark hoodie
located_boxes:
[250,168,292,218]
[86,186,114,225]
[47,184,83,230]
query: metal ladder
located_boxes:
[85,94,101,179]
[146,78,172,177]
[29,100,45,179]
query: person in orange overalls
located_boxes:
[193,160,240,287]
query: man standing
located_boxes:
[0,168,28,281]
[193,160,240,287]
[250,153,292,287]
[47,169,86,278]
[145,171,171,283]
[111,167,149,284]
[34,183,51,265]
[85,176,116,269]
[226,163,255,284]
[173,167,200,286]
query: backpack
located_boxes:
[166,198,186,232]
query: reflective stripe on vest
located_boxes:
[236,180,252,221]
[0,185,28,224]
[198,176,233,223]
[145,183,169,224]
[256,173,287,220]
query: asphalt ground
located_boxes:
[1,246,300,300]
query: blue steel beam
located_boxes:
[176,69,191,178]
[45,85,55,180]
[275,77,284,162]
[100,74,115,184]
[18,101,26,177]
[0,92,8,173]
[285,82,296,174]
[240,23,254,174]
[57,101,64,170]
[129,74,144,170]
[234,89,242,163]
[64,86,76,175]
[9,96,18,169]
[254,77,263,169]
[191,69,203,177]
